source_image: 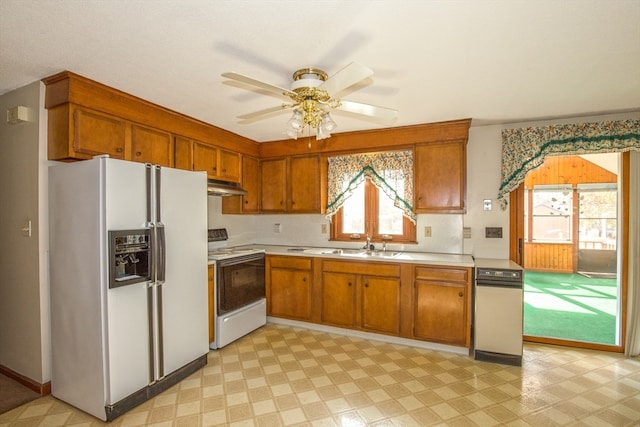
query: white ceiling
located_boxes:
[1,0,639,142]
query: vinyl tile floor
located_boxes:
[1,323,640,426]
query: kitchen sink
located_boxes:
[339,249,401,258]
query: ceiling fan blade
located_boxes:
[222,72,295,100]
[319,62,374,95]
[337,100,398,122]
[237,105,290,123]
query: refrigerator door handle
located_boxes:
[156,224,166,284]
[145,164,153,226]
[146,284,156,384]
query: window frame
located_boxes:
[330,178,416,244]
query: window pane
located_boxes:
[578,186,617,250]
[342,181,365,234]
[532,187,572,242]
[378,188,404,235]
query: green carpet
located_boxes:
[524,271,618,345]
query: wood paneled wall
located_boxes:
[523,155,617,272]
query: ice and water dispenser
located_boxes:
[108,229,151,288]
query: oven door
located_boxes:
[216,253,265,314]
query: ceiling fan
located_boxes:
[222,62,398,141]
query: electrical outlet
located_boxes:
[321,224,327,234]
[463,227,471,239]
[424,226,432,237]
[274,223,282,233]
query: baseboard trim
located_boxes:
[267,317,470,356]
[0,365,51,395]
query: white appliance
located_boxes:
[474,258,524,366]
[207,229,266,349]
[49,156,209,421]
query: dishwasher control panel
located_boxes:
[477,268,522,281]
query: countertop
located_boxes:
[225,244,476,268]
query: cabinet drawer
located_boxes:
[415,266,469,282]
[323,260,400,277]
[268,255,312,270]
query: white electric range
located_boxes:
[207,229,266,349]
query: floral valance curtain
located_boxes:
[498,119,640,209]
[326,150,416,223]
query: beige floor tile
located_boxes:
[5,324,640,427]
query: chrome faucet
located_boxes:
[363,235,374,250]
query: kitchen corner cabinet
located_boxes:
[413,266,471,347]
[321,260,400,335]
[222,156,260,214]
[208,264,215,344]
[266,255,313,321]
[415,140,467,213]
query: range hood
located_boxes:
[207,179,247,197]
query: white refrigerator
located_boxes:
[49,156,209,421]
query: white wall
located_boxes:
[0,81,50,383]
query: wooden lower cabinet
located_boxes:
[413,266,471,347]
[266,255,313,321]
[208,264,215,344]
[321,260,400,335]
[264,255,471,348]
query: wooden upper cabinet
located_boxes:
[289,154,320,212]
[45,105,128,160]
[218,149,241,182]
[193,141,218,178]
[73,108,126,159]
[260,158,287,212]
[222,155,260,214]
[131,124,173,167]
[415,140,467,213]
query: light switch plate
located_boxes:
[483,199,492,211]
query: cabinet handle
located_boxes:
[135,151,142,157]
[365,283,369,288]
[222,168,227,173]
[116,147,123,153]
[244,200,249,204]
[459,291,464,297]
[302,277,306,282]
[348,282,352,287]
[212,167,217,171]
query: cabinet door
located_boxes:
[242,156,260,212]
[269,268,312,320]
[413,280,467,346]
[73,108,126,158]
[208,265,215,344]
[321,272,356,327]
[131,125,173,166]
[415,141,466,213]
[361,276,400,334]
[260,158,287,212]
[218,149,241,183]
[193,142,218,178]
[289,155,320,212]
[174,136,193,171]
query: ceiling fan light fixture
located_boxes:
[320,113,337,132]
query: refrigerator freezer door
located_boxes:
[103,159,152,403]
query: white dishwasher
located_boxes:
[474,259,524,366]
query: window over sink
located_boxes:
[327,150,416,244]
